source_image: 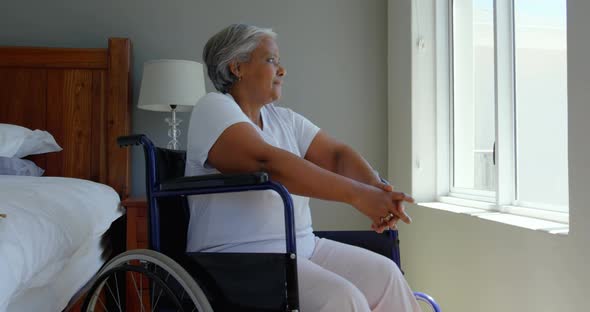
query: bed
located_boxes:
[0,38,131,312]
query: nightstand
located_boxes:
[120,197,150,311]
[121,197,148,250]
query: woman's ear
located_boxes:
[229,61,240,78]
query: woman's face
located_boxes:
[236,36,286,104]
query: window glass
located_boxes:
[453,0,496,191]
[514,0,568,210]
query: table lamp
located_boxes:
[137,59,206,150]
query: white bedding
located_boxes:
[6,235,106,312]
[0,176,123,312]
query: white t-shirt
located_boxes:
[185,92,320,259]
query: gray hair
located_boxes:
[203,24,277,93]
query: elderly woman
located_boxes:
[185,24,421,312]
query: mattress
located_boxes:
[0,176,123,312]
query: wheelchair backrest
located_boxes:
[148,146,190,259]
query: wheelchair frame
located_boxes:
[119,134,300,311]
[82,134,441,312]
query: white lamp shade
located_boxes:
[137,59,206,112]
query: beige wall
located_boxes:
[5,0,589,310]
[389,0,590,311]
[0,0,389,230]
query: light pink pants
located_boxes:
[298,238,422,312]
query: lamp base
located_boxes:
[165,108,182,150]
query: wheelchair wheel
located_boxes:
[82,249,213,312]
[415,292,441,312]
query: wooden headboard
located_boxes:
[0,38,131,198]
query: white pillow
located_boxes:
[0,157,45,176]
[0,123,62,158]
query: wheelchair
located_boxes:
[81,134,441,312]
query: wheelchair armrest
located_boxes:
[155,172,298,255]
[160,172,269,192]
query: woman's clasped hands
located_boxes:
[352,181,415,233]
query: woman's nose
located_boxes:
[277,65,286,77]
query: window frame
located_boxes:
[437,0,569,221]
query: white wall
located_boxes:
[0,0,389,230]
[389,0,590,311]
[388,0,414,197]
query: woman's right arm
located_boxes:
[207,122,408,226]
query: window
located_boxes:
[513,0,568,211]
[448,0,568,215]
[452,0,496,196]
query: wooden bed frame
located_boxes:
[0,38,131,311]
[0,38,131,198]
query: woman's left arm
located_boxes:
[305,130,410,230]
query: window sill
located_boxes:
[417,198,569,235]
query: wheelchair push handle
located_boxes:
[117,134,148,147]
